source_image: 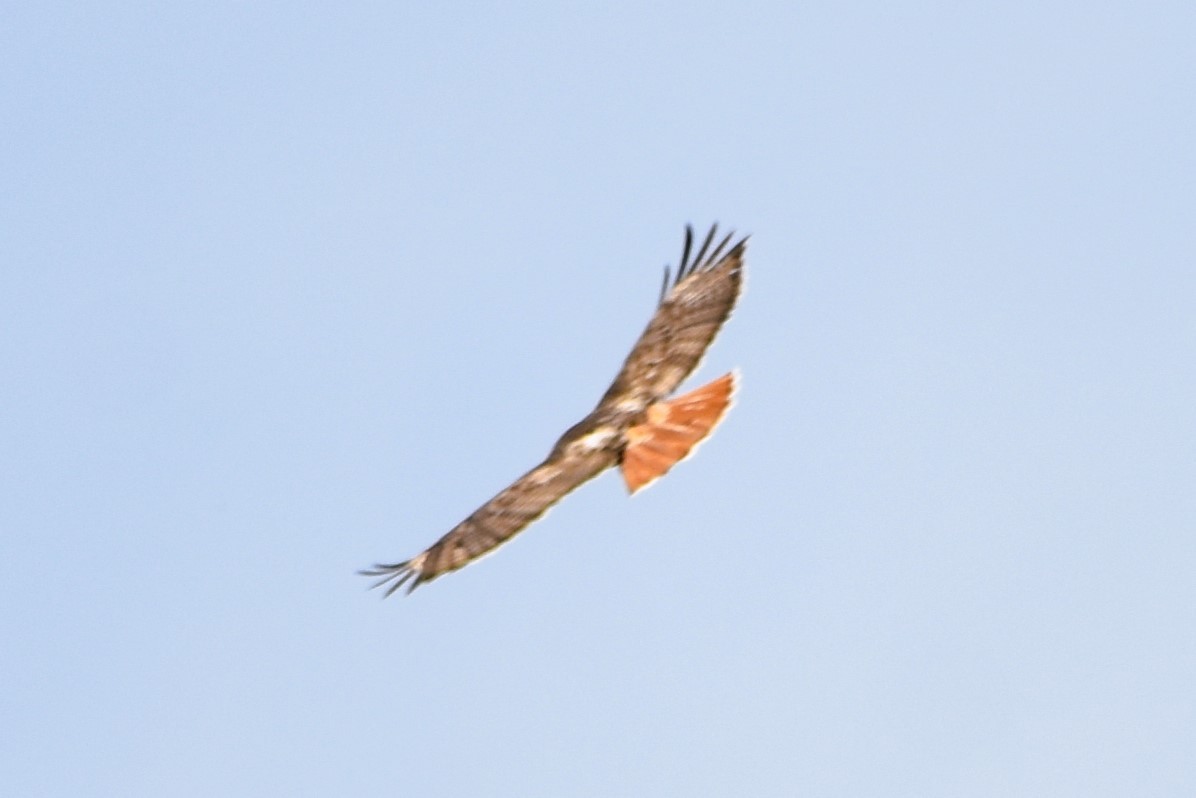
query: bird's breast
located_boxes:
[565,425,622,454]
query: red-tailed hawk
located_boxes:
[361,224,747,595]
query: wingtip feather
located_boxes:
[360,556,427,598]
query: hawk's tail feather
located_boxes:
[621,371,736,494]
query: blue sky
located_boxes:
[3,3,1194,795]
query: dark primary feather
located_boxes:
[362,224,746,595]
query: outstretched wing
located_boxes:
[360,448,614,596]
[600,224,747,408]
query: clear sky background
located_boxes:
[3,3,1194,796]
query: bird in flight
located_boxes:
[361,224,747,595]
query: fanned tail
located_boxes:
[620,372,736,494]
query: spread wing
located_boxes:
[599,224,747,408]
[360,448,614,596]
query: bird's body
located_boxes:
[362,225,747,595]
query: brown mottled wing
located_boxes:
[599,224,747,408]
[360,448,614,596]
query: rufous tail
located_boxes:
[621,372,736,494]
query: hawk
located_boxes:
[361,224,747,595]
